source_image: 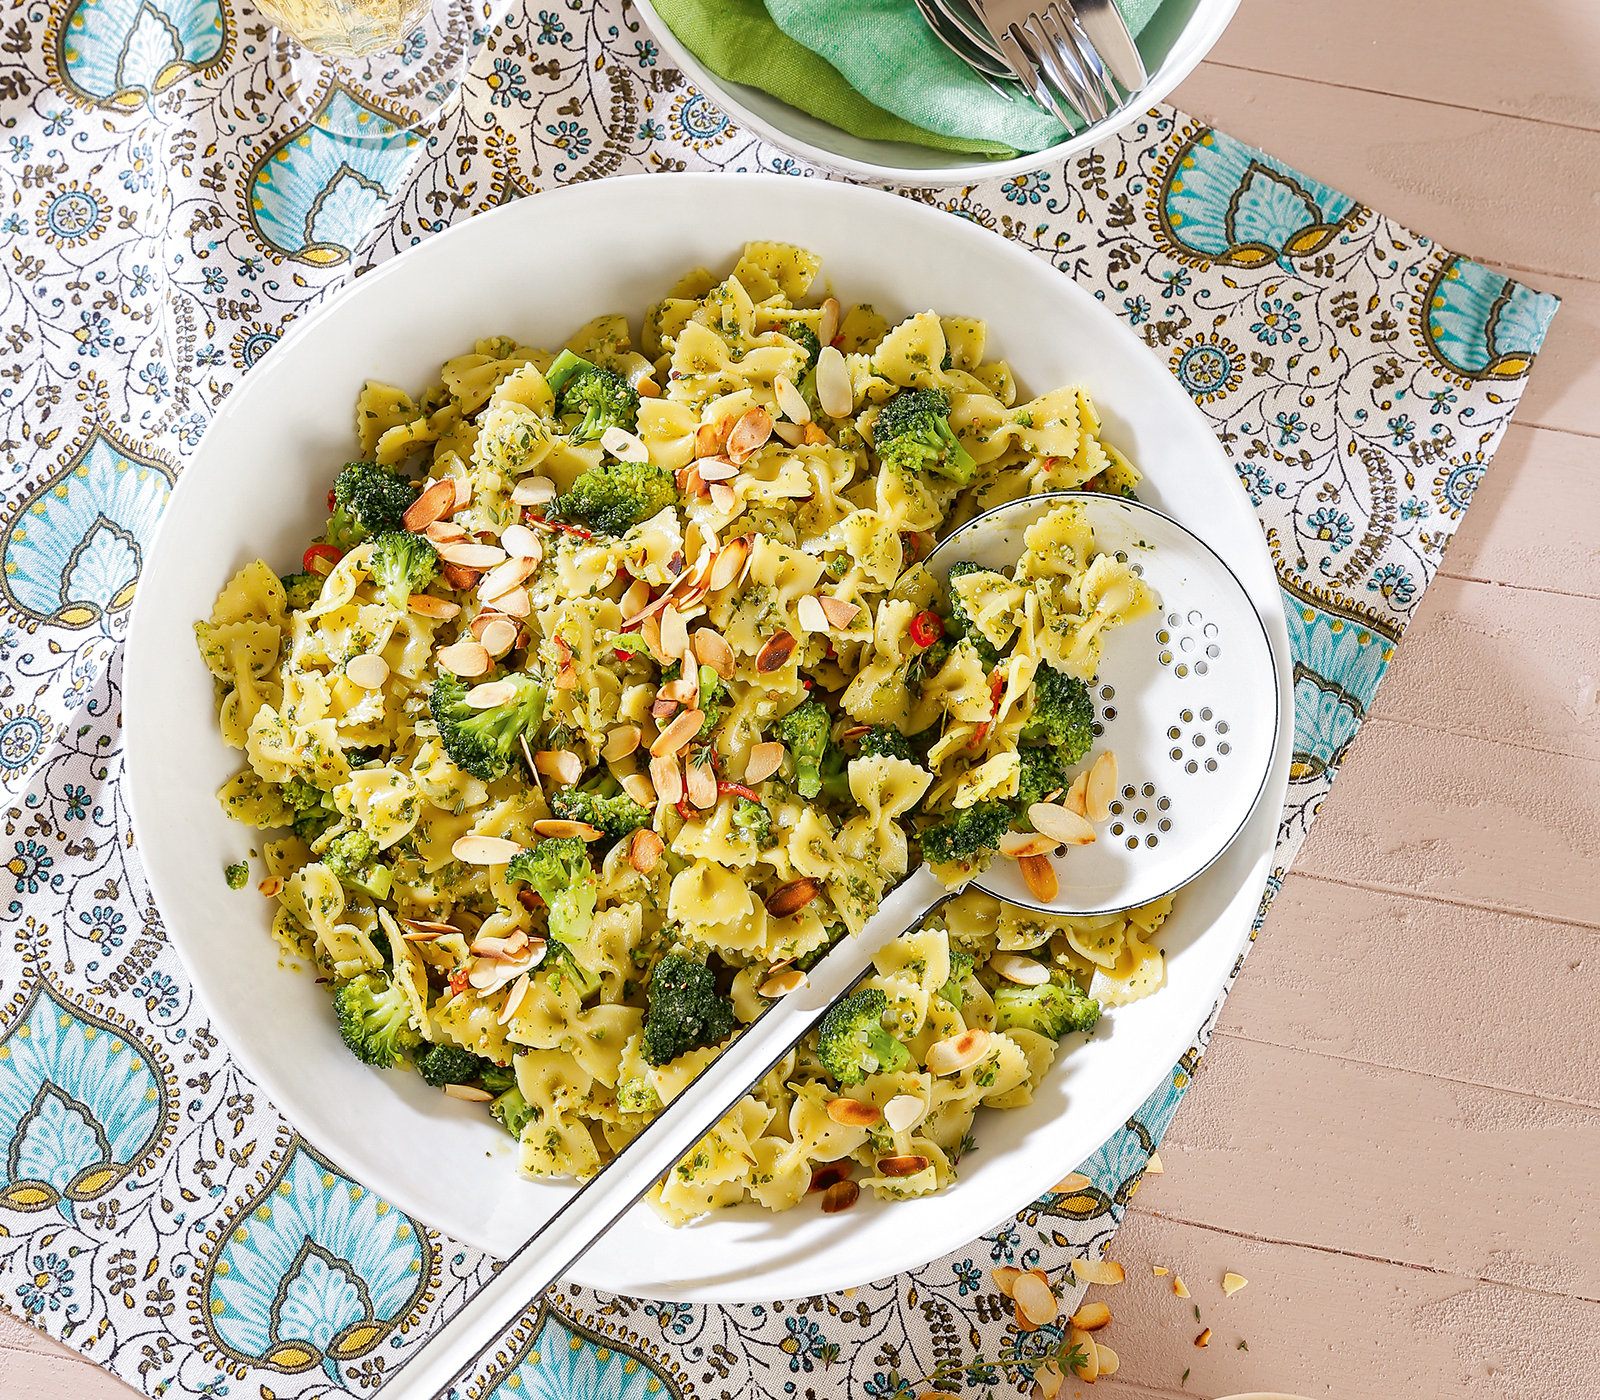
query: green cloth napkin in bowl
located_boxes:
[650,0,1018,158]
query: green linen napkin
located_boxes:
[650,0,1017,158]
[766,0,1161,154]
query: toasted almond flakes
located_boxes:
[998,831,1060,860]
[772,420,804,447]
[1013,1297,1038,1334]
[659,604,689,661]
[1146,1150,1164,1173]
[765,877,820,918]
[533,749,583,786]
[826,1097,880,1128]
[439,562,481,591]
[600,425,649,462]
[498,587,532,619]
[404,478,457,531]
[708,538,749,593]
[479,619,519,658]
[1064,771,1089,816]
[1173,1274,1190,1298]
[425,519,467,544]
[629,828,665,874]
[443,1084,494,1102]
[773,375,810,425]
[820,1179,858,1213]
[925,1027,991,1076]
[464,680,518,709]
[345,653,389,689]
[696,457,738,482]
[818,297,839,348]
[533,819,603,841]
[621,772,655,807]
[1152,1265,1169,1276]
[1029,803,1097,845]
[1017,852,1059,902]
[693,627,735,679]
[755,631,797,674]
[496,973,532,1025]
[817,594,860,629]
[1094,1343,1118,1376]
[1034,1358,1065,1400]
[452,476,472,510]
[510,475,556,506]
[795,594,829,633]
[727,406,773,463]
[620,578,651,618]
[882,1094,924,1133]
[875,1155,929,1178]
[500,522,543,560]
[1052,1171,1091,1194]
[685,760,717,810]
[990,954,1050,986]
[649,755,683,806]
[438,541,508,570]
[991,1266,1021,1297]
[408,593,460,619]
[759,967,807,997]
[257,877,282,897]
[1012,1271,1057,1327]
[1070,1301,1111,1332]
[1068,1328,1098,1381]
[708,481,737,513]
[1222,1271,1248,1296]
[436,641,492,677]
[603,725,641,761]
[451,834,523,866]
[651,708,703,758]
[1072,1257,1126,1287]
[1085,750,1118,822]
[744,741,785,784]
[816,345,853,419]
[1195,1327,1211,1348]
[693,421,727,460]
[479,556,536,602]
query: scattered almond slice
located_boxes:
[602,725,641,761]
[815,345,853,419]
[496,587,531,620]
[600,425,649,462]
[1017,852,1058,902]
[451,476,472,510]
[802,422,831,447]
[990,953,1050,985]
[795,594,829,633]
[998,831,1060,859]
[773,374,810,425]
[439,562,481,591]
[650,708,703,758]
[436,641,492,677]
[1146,1150,1164,1174]
[1152,1265,1169,1277]
[744,741,785,784]
[726,406,773,463]
[1173,1274,1190,1298]
[1195,1327,1211,1348]
[707,536,750,593]
[696,457,738,482]
[1052,1171,1091,1194]
[1072,1257,1126,1287]
[708,481,737,513]
[533,749,583,786]
[1222,1271,1249,1296]
[1085,750,1118,822]
[817,594,860,629]
[1064,770,1089,816]
[825,1096,880,1128]
[479,556,536,602]
[659,603,689,661]
[1094,1343,1118,1377]
[755,631,797,674]
[496,973,532,1026]
[345,653,389,689]
[1070,1301,1111,1332]
[876,1154,930,1177]
[759,967,807,997]
[693,420,727,459]
[404,478,456,531]
[991,1266,1021,1297]
[1067,1326,1098,1382]
[424,519,467,544]
[820,1179,858,1213]
[818,297,840,348]
[764,877,820,918]
[621,772,655,807]
[629,828,664,874]
[685,759,717,809]
[620,578,651,618]
[693,627,735,679]
[451,834,523,866]
[438,541,507,570]
[499,522,543,560]
[257,876,282,897]
[532,819,603,841]
[479,618,519,658]
[882,1094,924,1133]
[1034,1358,1066,1400]
[925,1027,991,1075]
[772,419,804,447]
[649,754,683,805]
[443,1083,494,1102]
[1012,1271,1058,1327]
[1029,803,1097,845]
[408,593,459,619]
[464,679,518,709]
[510,475,556,507]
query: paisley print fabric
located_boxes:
[0,0,1556,1394]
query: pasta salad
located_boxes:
[196,242,1175,1222]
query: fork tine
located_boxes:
[991,21,1082,130]
[1033,9,1106,122]
[1050,2,1119,108]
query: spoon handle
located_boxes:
[380,864,951,1399]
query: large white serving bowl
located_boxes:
[631,0,1240,185]
[124,174,1291,1301]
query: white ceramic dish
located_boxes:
[123,174,1291,1300]
[631,0,1241,186]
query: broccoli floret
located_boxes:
[731,796,775,850]
[429,672,545,782]
[938,946,975,1006]
[857,725,913,763]
[550,352,640,443]
[322,829,392,900]
[816,987,911,1086]
[945,561,1002,669]
[551,772,651,840]
[506,837,596,949]
[994,980,1101,1039]
[333,972,421,1068]
[1018,663,1095,765]
[1015,746,1075,811]
[280,572,324,611]
[281,775,338,843]
[491,1085,535,1138]
[790,324,822,371]
[819,745,851,803]
[416,1043,488,1087]
[617,1069,662,1115]
[481,1061,518,1094]
[918,800,1012,868]
[640,954,738,1067]
[327,461,414,549]
[370,530,439,611]
[772,701,830,799]
[224,861,249,890]
[554,458,677,537]
[872,388,977,486]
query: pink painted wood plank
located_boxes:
[0,1349,139,1400]
[1207,0,1600,131]
[1218,874,1600,1108]
[1442,423,1600,597]
[1093,1206,1600,1399]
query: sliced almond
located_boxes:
[658,676,696,705]
[999,831,1060,860]
[1146,1150,1164,1174]
[438,541,508,570]
[695,456,738,482]
[533,819,604,841]
[992,1266,1021,1297]
[1070,1301,1111,1332]
[795,594,829,634]
[1072,1257,1127,1287]
[925,1027,992,1076]
[825,1097,881,1128]
[1029,803,1097,845]
[1222,1271,1248,1296]
[772,419,804,447]
[440,562,482,591]
[621,772,656,807]
[479,618,519,658]
[820,1179,858,1213]
[496,972,532,1025]
[693,420,727,459]
[533,749,583,786]
[679,464,706,499]
[1052,1171,1092,1193]
[500,522,543,561]
[436,641,492,677]
[479,556,536,603]
[257,876,282,897]
[817,595,860,629]
[408,593,460,619]
[495,586,531,619]
[692,628,735,679]
[425,518,467,544]
[726,406,773,463]
[636,377,660,399]
[744,741,785,784]
[650,708,703,758]
[765,877,820,918]
[649,754,683,805]
[401,919,458,937]
[452,476,473,510]
[818,298,839,348]
[442,1083,494,1102]
[620,578,651,619]
[404,478,457,532]
[451,834,523,865]
[464,679,518,709]
[773,374,810,425]
[510,475,556,506]
[1085,750,1118,822]
[755,631,797,674]
[882,1094,924,1133]
[685,759,717,810]
[1017,853,1059,902]
[1034,1358,1066,1400]
[659,604,689,662]
[629,827,665,874]
[1094,1343,1118,1377]
[708,480,737,513]
[1173,1274,1190,1298]
[875,1154,929,1177]
[759,967,807,997]
[1195,1327,1211,1348]
[600,425,649,462]
[1153,1265,1169,1276]
[1064,770,1089,817]
[639,612,668,665]
[990,954,1050,986]
[1068,1327,1098,1381]
[707,538,749,593]
[1013,1271,1058,1327]
[345,653,389,689]
[603,725,641,761]
[816,345,853,419]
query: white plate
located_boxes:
[123,174,1292,1300]
[926,491,1280,915]
[631,0,1241,185]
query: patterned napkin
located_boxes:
[0,1,1557,1396]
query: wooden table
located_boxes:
[5,2,1596,1395]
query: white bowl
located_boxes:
[124,174,1291,1300]
[632,0,1241,185]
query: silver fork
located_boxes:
[909,0,1021,102]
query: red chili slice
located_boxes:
[303,543,343,576]
[909,610,943,649]
[326,488,337,513]
[447,969,471,997]
[968,671,1007,751]
[718,782,762,803]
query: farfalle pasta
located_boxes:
[197,242,1179,1224]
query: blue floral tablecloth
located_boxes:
[0,1,1558,1395]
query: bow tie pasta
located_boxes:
[197,242,1178,1224]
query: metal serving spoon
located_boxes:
[378,492,1279,1398]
